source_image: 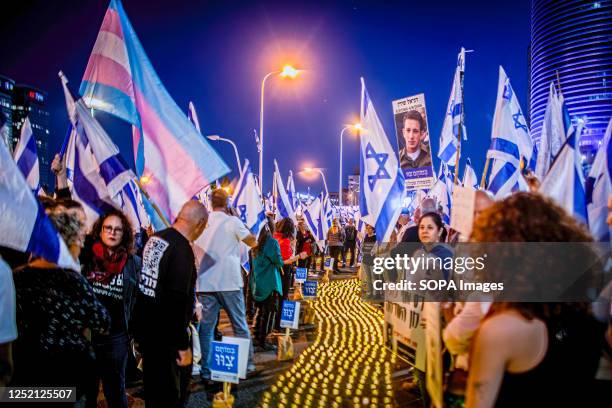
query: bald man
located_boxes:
[473,190,495,222]
[135,200,208,408]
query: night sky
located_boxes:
[1,0,531,194]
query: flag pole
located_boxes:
[134,178,171,228]
[453,49,467,185]
[480,157,490,189]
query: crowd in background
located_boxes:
[0,158,611,408]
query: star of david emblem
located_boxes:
[365,142,391,191]
[237,205,247,223]
[503,82,513,101]
[512,110,527,132]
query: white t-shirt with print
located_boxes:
[195,211,250,292]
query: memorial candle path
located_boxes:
[259,279,397,407]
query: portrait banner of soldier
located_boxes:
[392,94,435,191]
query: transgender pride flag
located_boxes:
[80,0,229,221]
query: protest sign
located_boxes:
[393,94,435,191]
[280,300,301,329]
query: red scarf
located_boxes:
[88,241,128,284]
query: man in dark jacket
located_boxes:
[343,219,358,267]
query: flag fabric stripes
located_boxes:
[188,101,202,133]
[13,117,40,191]
[438,48,466,167]
[359,78,405,242]
[62,72,135,227]
[586,118,612,241]
[0,139,79,271]
[462,158,478,190]
[540,123,587,224]
[486,67,532,198]
[232,160,266,236]
[80,0,229,221]
[273,160,296,223]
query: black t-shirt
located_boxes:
[135,228,196,350]
[90,274,126,336]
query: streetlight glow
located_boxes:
[140,175,151,185]
[280,64,299,78]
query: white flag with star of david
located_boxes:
[359,77,405,242]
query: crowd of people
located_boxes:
[0,156,611,408]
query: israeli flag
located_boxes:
[462,158,479,190]
[438,48,466,167]
[232,160,266,236]
[535,82,565,180]
[586,118,612,241]
[486,67,532,198]
[321,192,333,239]
[359,78,405,242]
[428,164,451,224]
[13,117,40,192]
[0,140,79,271]
[62,72,135,227]
[273,160,296,223]
[540,121,587,224]
[286,170,298,212]
[113,179,151,231]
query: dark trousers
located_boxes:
[329,246,343,270]
[343,241,356,266]
[275,265,293,329]
[85,334,129,408]
[254,293,278,345]
[141,342,191,408]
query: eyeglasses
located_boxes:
[102,225,123,234]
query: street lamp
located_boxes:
[206,134,242,177]
[259,65,301,192]
[339,123,361,207]
[302,167,329,197]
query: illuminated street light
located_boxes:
[301,167,329,197]
[259,65,301,192]
[206,134,242,176]
[339,123,361,207]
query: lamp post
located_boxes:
[259,65,300,192]
[302,167,329,197]
[339,123,361,207]
[206,135,242,177]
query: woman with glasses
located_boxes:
[82,209,142,408]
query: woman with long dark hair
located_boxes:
[465,193,605,408]
[82,209,141,408]
[251,220,284,350]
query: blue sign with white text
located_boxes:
[280,300,299,329]
[210,341,239,383]
[303,280,318,299]
[295,267,307,283]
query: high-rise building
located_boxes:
[11,84,52,189]
[0,75,15,152]
[530,0,612,152]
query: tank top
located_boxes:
[495,313,604,407]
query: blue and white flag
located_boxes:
[428,164,451,224]
[536,82,564,180]
[273,160,296,223]
[462,158,479,190]
[540,121,587,224]
[359,78,405,242]
[321,192,333,239]
[286,170,298,212]
[113,179,151,230]
[188,101,202,133]
[303,193,322,238]
[232,160,266,236]
[62,72,135,227]
[486,67,532,198]
[586,118,612,241]
[0,111,10,151]
[438,48,466,167]
[0,140,79,270]
[13,117,39,192]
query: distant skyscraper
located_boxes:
[11,84,52,189]
[530,0,612,151]
[0,75,15,151]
